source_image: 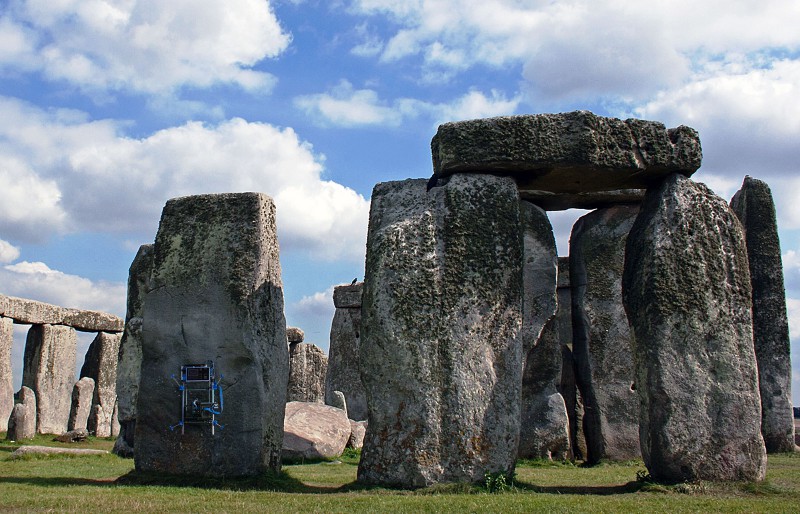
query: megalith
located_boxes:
[22,324,77,434]
[135,193,289,476]
[358,175,523,487]
[324,282,367,421]
[730,176,796,453]
[282,401,351,460]
[571,205,641,463]
[287,342,327,403]
[0,316,13,432]
[286,326,304,344]
[68,377,95,431]
[622,173,766,482]
[80,331,121,437]
[88,403,113,437]
[6,386,36,440]
[114,243,153,456]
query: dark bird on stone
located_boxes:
[351,278,357,285]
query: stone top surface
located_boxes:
[431,111,702,195]
[333,282,363,308]
[0,294,123,332]
[286,326,305,343]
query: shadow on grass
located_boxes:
[512,480,643,495]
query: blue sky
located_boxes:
[0,1,798,402]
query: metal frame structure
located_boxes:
[169,360,224,435]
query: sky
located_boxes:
[0,0,798,403]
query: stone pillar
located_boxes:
[730,176,796,453]
[68,377,95,431]
[358,175,523,487]
[571,205,641,463]
[623,173,766,482]
[287,342,327,403]
[324,283,367,421]
[6,386,36,440]
[0,316,13,432]
[22,324,77,434]
[80,331,121,437]
[135,193,288,476]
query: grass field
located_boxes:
[1,434,798,513]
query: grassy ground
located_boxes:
[1,434,798,513]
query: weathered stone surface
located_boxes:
[10,445,107,458]
[22,324,77,434]
[6,386,36,440]
[282,401,351,460]
[136,193,288,477]
[348,420,367,449]
[55,428,89,443]
[359,175,523,487]
[431,112,702,197]
[519,201,557,354]
[571,205,641,463]
[730,176,796,453]
[526,189,645,211]
[329,390,347,418]
[115,244,153,456]
[0,316,13,432]
[80,332,121,437]
[286,326,304,344]
[622,173,766,482]
[68,377,95,431]
[0,294,123,332]
[89,404,113,437]
[325,282,367,421]
[287,343,327,403]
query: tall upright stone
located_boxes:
[68,377,95,431]
[324,283,367,421]
[287,342,327,403]
[22,324,77,434]
[571,205,641,463]
[80,332,121,437]
[623,173,766,482]
[359,175,523,487]
[6,386,36,440]
[135,193,289,476]
[1,317,13,432]
[730,176,796,453]
[114,244,153,456]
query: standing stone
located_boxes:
[730,176,796,453]
[324,283,367,421]
[0,317,13,431]
[622,173,766,482]
[80,332,121,437]
[6,386,36,440]
[359,175,523,487]
[287,342,328,403]
[136,193,288,477]
[330,390,348,418]
[68,377,95,431]
[115,244,153,456]
[22,324,77,434]
[286,327,304,344]
[88,404,112,437]
[571,205,641,463]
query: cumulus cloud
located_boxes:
[286,286,336,349]
[0,96,369,262]
[0,239,20,264]
[1,0,290,94]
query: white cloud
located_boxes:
[0,239,20,264]
[2,0,291,94]
[286,285,336,350]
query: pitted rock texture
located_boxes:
[731,176,796,453]
[89,404,113,437]
[22,324,77,434]
[622,173,766,482]
[286,327,305,344]
[68,377,95,431]
[6,386,36,440]
[348,420,367,449]
[287,343,327,403]
[570,205,641,463]
[329,390,348,418]
[325,282,367,421]
[80,332,121,437]
[0,317,13,431]
[0,294,123,332]
[282,401,351,460]
[136,193,288,477]
[359,175,523,488]
[431,112,701,198]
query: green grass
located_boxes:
[1,434,799,512]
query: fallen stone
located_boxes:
[282,401,351,460]
[348,420,367,449]
[6,386,36,440]
[286,327,304,344]
[9,445,107,459]
[68,377,95,431]
[136,193,288,477]
[359,175,523,487]
[431,112,702,198]
[571,205,641,463]
[287,342,327,403]
[22,324,77,434]
[0,294,123,332]
[325,282,367,421]
[0,316,13,432]
[80,332,121,437]
[54,428,89,443]
[623,173,766,482]
[731,176,796,453]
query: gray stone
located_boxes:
[325,282,367,421]
[431,112,702,198]
[0,294,123,332]
[22,324,77,434]
[0,316,12,432]
[136,193,288,477]
[329,390,347,418]
[358,174,523,487]
[622,173,766,482]
[282,401,351,460]
[525,189,645,211]
[571,205,641,463]
[88,404,113,437]
[55,428,89,443]
[286,326,304,344]
[10,445,107,458]
[68,377,95,431]
[6,386,36,440]
[111,402,120,437]
[348,420,367,449]
[730,176,796,453]
[80,332,121,437]
[287,343,327,403]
